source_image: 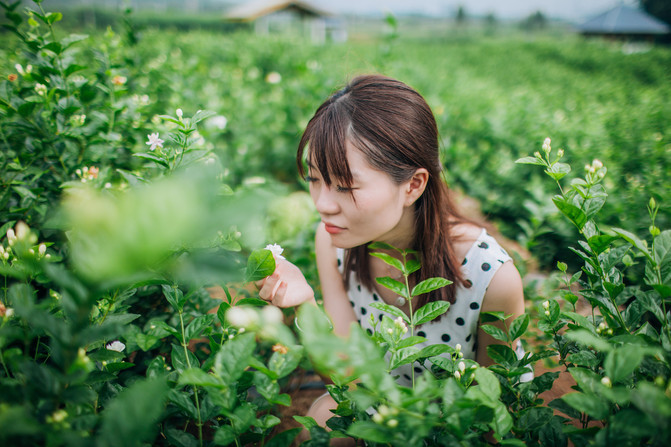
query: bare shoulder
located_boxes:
[449,222,484,260]
[481,261,524,313]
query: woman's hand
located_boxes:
[255,257,315,308]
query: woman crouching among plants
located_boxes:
[254,75,528,440]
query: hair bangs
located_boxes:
[297,99,353,188]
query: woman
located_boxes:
[256,74,525,429]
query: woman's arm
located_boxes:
[475,261,525,366]
[314,223,358,337]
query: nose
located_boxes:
[311,183,340,216]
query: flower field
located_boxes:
[1,2,670,446]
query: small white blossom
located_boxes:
[38,243,46,257]
[601,376,612,388]
[455,343,462,352]
[542,300,550,310]
[210,115,228,130]
[454,370,461,380]
[176,108,183,120]
[106,340,126,352]
[261,305,283,324]
[592,159,603,170]
[266,72,282,84]
[6,229,16,245]
[264,243,285,260]
[387,328,394,335]
[15,63,24,75]
[387,419,398,428]
[146,132,164,151]
[227,306,260,328]
[35,83,47,96]
[543,137,551,146]
[372,413,384,424]
[5,308,13,317]
[544,310,551,317]
[458,361,466,373]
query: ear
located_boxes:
[404,168,429,207]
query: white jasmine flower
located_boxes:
[265,71,281,84]
[261,305,283,324]
[455,343,462,352]
[542,300,550,310]
[592,159,603,169]
[226,306,259,328]
[543,138,551,146]
[15,63,24,75]
[264,243,285,260]
[38,243,46,257]
[6,229,16,245]
[209,115,228,130]
[458,361,466,373]
[387,419,398,428]
[35,83,47,96]
[454,371,461,380]
[387,328,394,335]
[176,108,183,120]
[372,413,384,424]
[601,376,612,388]
[5,308,13,317]
[106,340,126,352]
[544,310,551,317]
[146,132,164,151]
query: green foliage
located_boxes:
[1,2,670,446]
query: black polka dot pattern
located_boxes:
[479,242,489,249]
[414,366,423,374]
[456,317,465,326]
[372,293,379,301]
[350,300,355,307]
[462,258,468,265]
[441,334,451,342]
[361,307,367,315]
[481,263,491,271]
[337,258,342,267]
[464,280,473,289]
[417,331,426,338]
[470,302,479,310]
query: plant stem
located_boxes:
[179,310,203,447]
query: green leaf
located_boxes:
[171,344,199,373]
[397,335,426,349]
[508,313,530,341]
[213,426,236,445]
[46,12,62,24]
[561,392,609,420]
[347,421,390,443]
[480,311,507,323]
[42,41,62,54]
[368,241,397,251]
[566,350,599,368]
[545,162,571,180]
[587,235,618,255]
[406,259,421,274]
[370,302,410,323]
[98,377,168,447]
[133,152,170,168]
[565,329,611,352]
[612,227,652,262]
[552,196,587,230]
[375,276,407,297]
[515,156,546,165]
[265,428,302,447]
[369,251,404,272]
[475,367,501,400]
[413,301,450,325]
[268,345,303,378]
[17,101,38,117]
[481,324,509,343]
[184,314,215,342]
[245,248,275,282]
[604,345,644,383]
[178,368,224,388]
[486,344,517,366]
[214,332,256,384]
[411,277,452,297]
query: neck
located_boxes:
[374,206,416,252]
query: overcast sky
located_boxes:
[311,0,636,22]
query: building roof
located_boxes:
[225,0,333,22]
[577,4,670,35]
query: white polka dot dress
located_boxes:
[337,228,527,386]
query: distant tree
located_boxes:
[455,5,467,25]
[485,12,497,28]
[641,0,671,25]
[520,11,547,31]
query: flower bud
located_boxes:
[601,376,612,388]
[372,413,383,424]
[592,159,603,169]
[38,243,46,257]
[557,149,564,157]
[387,419,398,428]
[543,137,551,146]
[387,328,394,335]
[176,108,183,119]
[6,228,16,244]
[458,361,466,373]
[261,305,283,325]
[455,343,461,352]
[454,371,461,380]
[542,300,550,310]
[544,310,550,317]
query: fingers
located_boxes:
[258,272,281,302]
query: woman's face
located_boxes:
[307,141,414,249]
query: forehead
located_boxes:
[308,140,373,179]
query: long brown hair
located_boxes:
[297,74,468,308]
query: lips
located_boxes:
[323,222,345,235]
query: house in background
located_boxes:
[576,4,670,42]
[224,0,347,43]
